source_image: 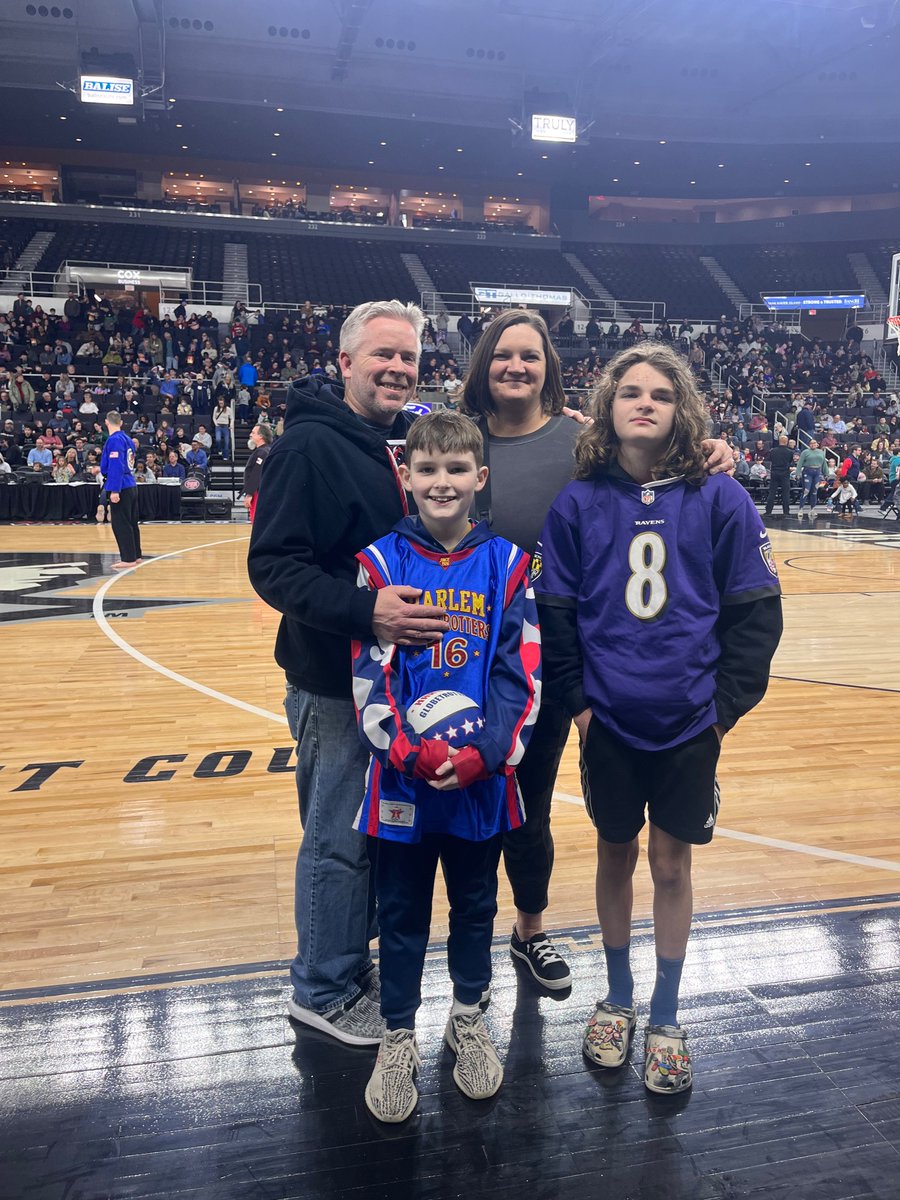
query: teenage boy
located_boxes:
[352,410,540,1123]
[533,343,783,1094]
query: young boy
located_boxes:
[831,478,860,516]
[352,410,540,1123]
[533,343,783,1094]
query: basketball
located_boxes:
[405,690,485,746]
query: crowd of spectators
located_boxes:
[696,313,900,507]
[2,286,898,513]
[0,293,279,483]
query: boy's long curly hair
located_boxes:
[574,341,710,484]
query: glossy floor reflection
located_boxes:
[2,901,899,1200]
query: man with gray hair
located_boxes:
[248,300,448,1045]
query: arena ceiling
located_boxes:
[1,0,899,200]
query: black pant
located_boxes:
[110,486,142,562]
[502,700,571,915]
[765,471,791,515]
[376,832,502,1029]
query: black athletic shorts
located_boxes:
[579,717,721,846]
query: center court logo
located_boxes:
[0,553,211,625]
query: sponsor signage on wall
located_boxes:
[530,114,577,143]
[763,293,866,310]
[473,285,573,307]
[63,265,191,289]
[79,75,135,106]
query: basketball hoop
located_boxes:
[888,314,900,338]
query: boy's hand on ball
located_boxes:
[428,747,460,791]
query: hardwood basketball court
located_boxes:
[1,515,898,996]
[2,513,899,1199]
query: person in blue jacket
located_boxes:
[185,438,208,472]
[100,410,142,570]
[352,411,540,1123]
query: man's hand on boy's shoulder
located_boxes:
[371,585,448,645]
[702,438,735,475]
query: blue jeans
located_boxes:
[215,425,231,459]
[284,684,376,1012]
[801,468,822,509]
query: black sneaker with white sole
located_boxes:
[509,929,572,989]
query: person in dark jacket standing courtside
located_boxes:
[241,423,272,522]
[248,300,447,1046]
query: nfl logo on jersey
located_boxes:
[406,690,485,746]
[641,489,655,506]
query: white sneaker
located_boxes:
[444,1010,503,1100]
[365,1029,421,1123]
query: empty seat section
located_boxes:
[711,243,859,301]
[415,244,581,298]
[242,234,418,305]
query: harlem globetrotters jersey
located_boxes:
[351,515,541,843]
[533,469,781,751]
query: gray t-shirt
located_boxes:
[484,415,579,555]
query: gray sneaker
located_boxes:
[288,990,384,1047]
[365,1029,421,1123]
[357,963,380,1003]
[444,1010,503,1100]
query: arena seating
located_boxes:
[567,243,735,318]
[2,213,900,322]
[244,235,418,306]
[415,244,582,297]
[0,217,52,273]
[710,243,861,300]
[865,240,900,293]
[31,221,227,285]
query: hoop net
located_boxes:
[888,314,900,340]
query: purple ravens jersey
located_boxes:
[351,516,541,843]
[533,472,781,751]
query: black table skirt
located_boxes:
[0,483,181,521]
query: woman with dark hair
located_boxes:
[458,311,733,992]
[457,309,580,987]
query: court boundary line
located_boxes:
[770,674,900,694]
[92,535,289,726]
[554,790,900,872]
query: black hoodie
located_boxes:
[247,375,416,698]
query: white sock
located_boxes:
[450,996,481,1018]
